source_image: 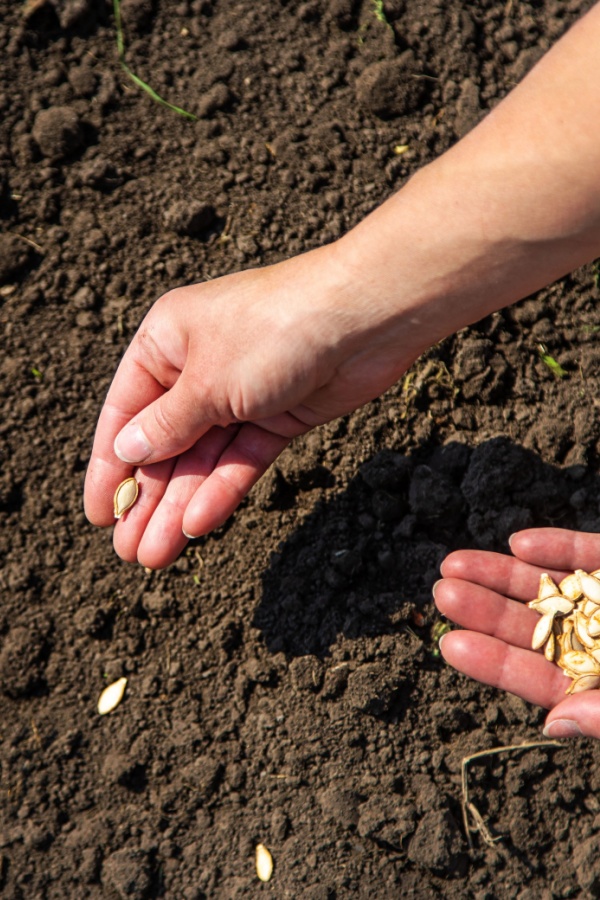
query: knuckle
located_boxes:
[150,397,186,446]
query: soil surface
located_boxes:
[2,0,600,897]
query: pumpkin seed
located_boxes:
[559,573,583,601]
[532,613,555,650]
[114,477,139,518]
[97,677,128,715]
[255,843,273,882]
[538,573,560,600]
[535,596,574,616]
[576,570,600,603]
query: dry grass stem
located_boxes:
[461,740,562,850]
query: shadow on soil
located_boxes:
[254,436,600,659]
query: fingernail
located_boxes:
[438,632,448,653]
[543,719,583,739]
[183,529,199,541]
[432,579,442,599]
[115,424,152,463]
[508,533,516,549]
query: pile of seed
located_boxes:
[529,569,600,693]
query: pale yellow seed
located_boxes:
[114,477,139,518]
[544,632,556,662]
[587,610,600,638]
[535,596,574,616]
[582,599,600,618]
[538,573,560,600]
[255,844,274,883]
[97,677,128,715]
[559,573,583,601]
[532,612,555,650]
[559,650,600,676]
[576,570,600,604]
[570,674,600,693]
[573,612,596,649]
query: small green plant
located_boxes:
[113,0,197,121]
[537,344,568,378]
[592,258,600,290]
[371,0,394,33]
[372,0,390,25]
[431,620,451,657]
[30,366,43,380]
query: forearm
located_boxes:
[335,2,600,360]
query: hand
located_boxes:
[84,242,424,569]
[434,528,600,739]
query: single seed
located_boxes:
[538,573,560,600]
[576,570,600,603]
[114,477,139,518]
[569,674,600,694]
[573,612,596,649]
[587,610,600,638]
[559,573,583,601]
[97,677,128,715]
[559,650,600,676]
[544,632,555,662]
[255,843,273,883]
[532,612,555,650]
[535,596,574,616]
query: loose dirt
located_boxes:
[2,0,600,896]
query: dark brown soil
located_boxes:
[2,0,600,897]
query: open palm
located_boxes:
[435,528,600,739]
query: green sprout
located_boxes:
[30,366,43,380]
[113,0,197,121]
[372,0,392,28]
[431,621,451,658]
[592,258,600,290]
[537,344,568,378]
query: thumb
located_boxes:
[114,374,219,465]
[543,691,600,740]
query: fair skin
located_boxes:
[86,6,600,736]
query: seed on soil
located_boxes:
[97,677,128,715]
[529,570,600,692]
[113,477,139,518]
[255,843,273,882]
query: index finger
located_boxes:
[440,549,569,602]
[84,353,167,526]
[440,630,570,710]
[509,528,600,574]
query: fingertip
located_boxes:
[114,424,152,464]
[543,691,600,740]
[542,718,582,739]
[439,551,470,579]
[437,630,449,655]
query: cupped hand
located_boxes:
[84,242,424,569]
[434,527,600,739]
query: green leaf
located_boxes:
[113,0,197,121]
[537,344,567,378]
